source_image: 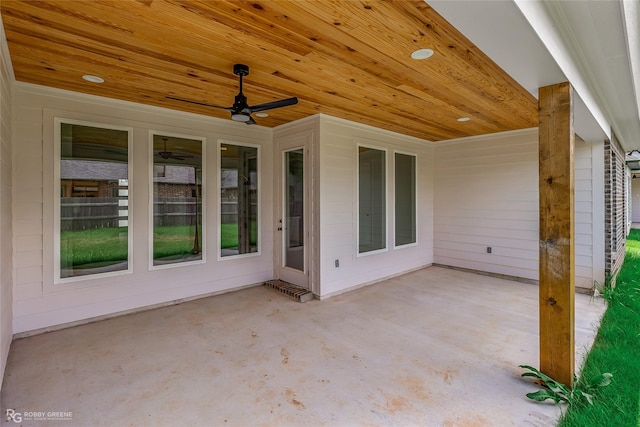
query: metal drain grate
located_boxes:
[264,280,314,302]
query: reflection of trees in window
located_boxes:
[220,143,258,257]
[152,135,203,266]
[59,123,129,278]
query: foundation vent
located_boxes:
[264,280,314,302]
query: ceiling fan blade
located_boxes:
[166,66,298,124]
[249,97,298,113]
[166,96,232,111]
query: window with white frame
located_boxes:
[151,133,204,267]
[220,142,259,257]
[395,152,417,246]
[57,120,131,280]
[358,146,386,254]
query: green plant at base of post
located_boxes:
[519,365,612,406]
[592,272,617,303]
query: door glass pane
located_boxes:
[359,147,386,253]
[220,143,258,257]
[285,149,304,271]
[152,135,203,266]
[395,153,416,246]
[59,123,129,278]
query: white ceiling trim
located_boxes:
[515,0,640,151]
[514,0,611,141]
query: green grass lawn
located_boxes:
[61,224,258,267]
[60,227,129,267]
[153,225,202,259]
[219,222,258,250]
[559,229,640,426]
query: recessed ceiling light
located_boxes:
[255,112,269,118]
[457,117,471,122]
[82,75,104,83]
[411,48,434,60]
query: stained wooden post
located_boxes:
[538,82,575,388]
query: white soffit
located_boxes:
[622,0,640,138]
[428,0,564,96]
[519,0,640,151]
[428,0,618,145]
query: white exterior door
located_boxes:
[275,137,309,289]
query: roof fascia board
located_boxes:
[514,0,610,141]
[622,0,640,123]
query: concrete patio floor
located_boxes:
[1,266,605,426]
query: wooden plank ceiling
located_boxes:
[0,0,538,141]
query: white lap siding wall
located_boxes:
[12,83,273,334]
[10,84,604,335]
[315,115,434,297]
[433,128,603,291]
[0,26,14,388]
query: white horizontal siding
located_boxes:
[574,139,594,289]
[318,116,433,297]
[10,81,605,335]
[0,28,13,388]
[434,129,539,280]
[12,83,274,333]
[434,129,600,290]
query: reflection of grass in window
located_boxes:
[220,222,258,249]
[153,225,201,259]
[61,222,259,266]
[60,228,128,268]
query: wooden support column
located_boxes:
[538,82,575,388]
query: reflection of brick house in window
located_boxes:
[153,165,196,197]
[60,160,125,197]
[152,165,200,228]
[60,160,129,231]
[61,160,197,197]
[220,170,258,224]
[61,160,199,230]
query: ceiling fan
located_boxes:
[167,64,298,125]
[157,137,192,161]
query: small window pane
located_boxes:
[285,149,304,271]
[152,135,203,266]
[359,147,386,253]
[395,153,416,246]
[221,143,258,257]
[60,123,129,278]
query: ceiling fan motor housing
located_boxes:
[166,63,297,125]
[233,63,249,77]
